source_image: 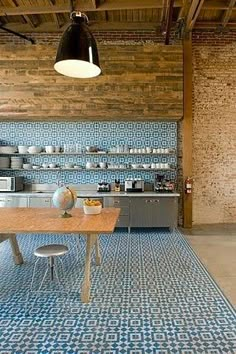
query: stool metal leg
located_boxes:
[25,258,41,314]
[49,256,54,281]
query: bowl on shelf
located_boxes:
[131,164,140,169]
[23,163,32,169]
[0,146,17,153]
[18,145,28,154]
[28,146,42,154]
[143,164,150,169]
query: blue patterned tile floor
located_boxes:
[0,229,235,354]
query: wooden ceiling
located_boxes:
[0,0,235,35]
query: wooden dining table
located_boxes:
[0,207,120,303]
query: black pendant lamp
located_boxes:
[54,12,101,78]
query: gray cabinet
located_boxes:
[104,197,130,227]
[28,196,51,208]
[0,196,28,207]
[130,197,178,229]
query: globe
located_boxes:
[52,186,77,218]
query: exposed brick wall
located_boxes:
[0,30,178,45]
[192,30,236,224]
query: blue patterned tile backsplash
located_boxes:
[0,121,177,185]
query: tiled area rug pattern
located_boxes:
[0,229,235,353]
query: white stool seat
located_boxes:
[34,244,68,258]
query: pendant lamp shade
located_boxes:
[54,15,101,78]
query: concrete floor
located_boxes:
[181,223,236,307]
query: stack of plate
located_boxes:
[0,157,10,168]
[11,156,23,169]
[0,146,17,154]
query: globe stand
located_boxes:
[60,210,72,218]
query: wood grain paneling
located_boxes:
[0,42,183,121]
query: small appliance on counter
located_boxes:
[125,179,144,192]
[97,182,111,192]
[154,174,175,193]
[0,176,24,192]
[114,179,121,192]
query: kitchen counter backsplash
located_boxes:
[0,121,177,184]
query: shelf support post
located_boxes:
[182,33,193,228]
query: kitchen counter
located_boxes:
[0,191,180,198]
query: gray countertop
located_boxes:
[0,191,180,198]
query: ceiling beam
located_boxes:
[22,15,38,28]
[165,0,175,44]
[7,0,39,29]
[160,0,169,33]
[195,21,236,28]
[221,0,236,27]
[0,1,182,17]
[49,0,61,29]
[186,0,205,31]
[2,20,236,33]
[177,0,190,21]
[0,0,235,17]
[203,0,236,9]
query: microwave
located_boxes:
[0,177,24,192]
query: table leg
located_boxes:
[95,236,101,266]
[81,234,97,303]
[8,234,24,265]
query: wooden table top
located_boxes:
[0,208,120,234]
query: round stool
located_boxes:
[25,244,69,314]
[34,244,68,281]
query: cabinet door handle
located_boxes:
[154,199,159,203]
[114,200,120,204]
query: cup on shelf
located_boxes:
[54,146,61,153]
[42,163,48,169]
[75,143,82,153]
[146,147,152,153]
[45,146,54,153]
[151,163,156,169]
[153,148,157,153]
[99,162,107,169]
[18,145,28,154]
[86,162,93,169]
[49,163,57,168]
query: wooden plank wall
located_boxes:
[0,43,183,121]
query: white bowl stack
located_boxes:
[0,146,17,154]
[11,156,23,169]
[28,146,42,154]
[0,156,10,169]
[18,145,28,154]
